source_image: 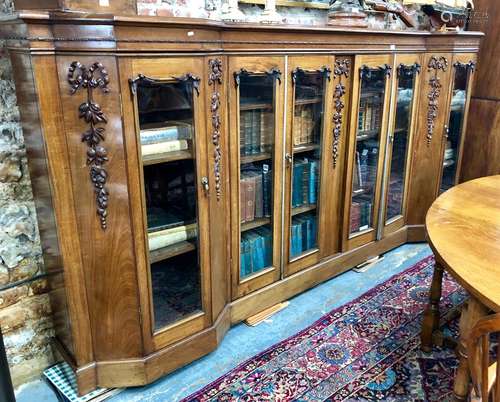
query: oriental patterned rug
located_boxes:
[182,256,468,402]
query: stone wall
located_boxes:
[0,0,55,389]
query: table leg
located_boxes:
[421,261,444,352]
[453,297,488,401]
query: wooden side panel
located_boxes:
[55,55,143,360]
[406,52,452,226]
[10,52,97,366]
[460,0,500,180]
[461,98,500,181]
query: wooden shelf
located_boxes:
[295,97,322,106]
[291,203,316,216]
[238,0,329,9]
[240,102,273,111]
[149,240,196,264]
[293,143,319,154]
[241,152,272,164]
[142,149,193,166]
[241,217,271,232]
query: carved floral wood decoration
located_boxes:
[290,66,331,85]
[333,59,350,167]
[426,56,448,145]
[209,58,223,201]
[234,67,282,87]
[68,61,110,230]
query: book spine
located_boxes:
[242,234,252,277]
[302,160,310,205]
[254,172,264,219]
[294,107,302,146]
[262,164,272,217]
[140,128,180,144]
[308,160,317,204]
[251,109,260,155]
[240,111,247,156]
[141,140,188,156]
[240,175,248,223]
[245,174,256,222]
[244,110,252,156]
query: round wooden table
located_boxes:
[421,175,500,401]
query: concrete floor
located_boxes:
[15,243,431,402]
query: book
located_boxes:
[253,171,264,219]
[240,175,248,223]
[146,207,190,233]
[249,232,265,274]
[251,109,260,155]
[141,140,188,156]
[255,226,272,268]
[309,159,318,204]
[245,173,256,222]
[294,106,303,146]
[350,202,361,232]
[302,159,310,206]
[241,234,252,278]
[290,220,303,257]
[260,109,273,153]
[148,223,197,251]
[292,159,305,208]
[262,164,272,217]
[240,111,247,156]
[140,121,192,145]
[244,110,253,156]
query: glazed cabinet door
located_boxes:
[283,56,351,276]
[229,56,285,299]
[343,55,393,251]
[121,58,212,351]
[438,53,476,193]
[380,54,422,238]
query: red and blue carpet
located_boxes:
[183,256,466,401]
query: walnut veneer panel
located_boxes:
[55,55,143,361]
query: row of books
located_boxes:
[240,227,273,278]
[292,158,319,208]
[293,104,318,146]
[358,98,382,133]
[240,109,273,157]
[240,165,273,223]
[350,199,372,233]
[140,122,192,157]
[290,213,317,258]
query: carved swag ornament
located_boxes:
[333,59,350,167]
[426,56,448,145]
[68,61,110,230]
[209,58,223,201]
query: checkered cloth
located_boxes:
[43,362,115,402]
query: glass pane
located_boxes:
[349,68,386,235]
[239,74,275,280]
[386,66,416,222]
[136,79,202,331]
[440,64,468,193]
[289,71,325,259]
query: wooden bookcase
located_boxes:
[0,11,481,394]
